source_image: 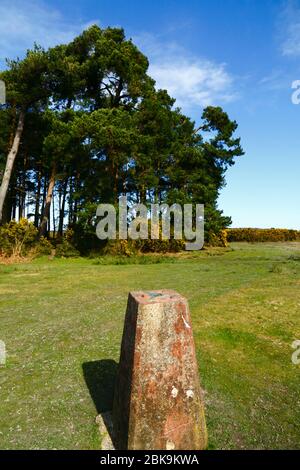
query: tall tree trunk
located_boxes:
[41,176,47,218]
[2,188,13,223]
[72,172,80,224]
[12,186,16,220]
[68,176,73,226]
[21,154,28,219]
[140,185,146,205]
[58,178,68,237]
[34,169,42,227]
[0,110,25,224]
[39,165,56,238]
[18,172,26,221]
[52,188,56,238]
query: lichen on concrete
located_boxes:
[112,290,208,450]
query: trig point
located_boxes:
[113,290,208,450]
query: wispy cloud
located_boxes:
[280,0,300,56]
[134,33,238,110]
[259,70,291,91]
[149,59,236,108]
[0,2,237,110]
[0,0,98,65]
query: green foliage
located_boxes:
[100,237,185,256]
[0,219,55,257]
[0,218,38,256]
[33,237,53,256]
[207,229,228,247]
[55,238,80,258]
[0,45,49,109]
[101,239,137,257]
[0,25,244,253]
[135,238,185,253]
[227,228,300,243]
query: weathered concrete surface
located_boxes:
[96,413,115,450]
[113,290,207,450]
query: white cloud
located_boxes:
[0,3,237,109]
[0,0,99,64]
[149,59,236,108]
[134,33,237,110]
[280,1,300,56]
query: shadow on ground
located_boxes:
[82,359,118,448]
[82,359,118,413]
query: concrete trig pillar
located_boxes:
[113,290,207,450]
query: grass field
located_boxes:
[0,242,300,449]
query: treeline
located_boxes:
[0,25,243,253]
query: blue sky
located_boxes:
[0,0,300,228]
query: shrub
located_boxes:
[227,228,300,243]
[0,219,38,257]
[101,237,186,256]
[207,229,228,247]
[55,239,80,258]
[135,238,185,253]
[33,237,53,256]
[101,239,137,256]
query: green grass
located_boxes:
[0,242,300,449]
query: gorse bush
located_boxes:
[0,219,229,260]
[101,239,137,257]
[135,238,185,253]
[207,229,228,247]
[0,219,38,256]
[55,238,80,258]
[32,236,53,256]
[0,219,54,258]
[227,228,300,243]
[101,238,185,256]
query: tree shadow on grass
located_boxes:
[82,359,118,448]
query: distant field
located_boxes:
[0,242,300,449]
